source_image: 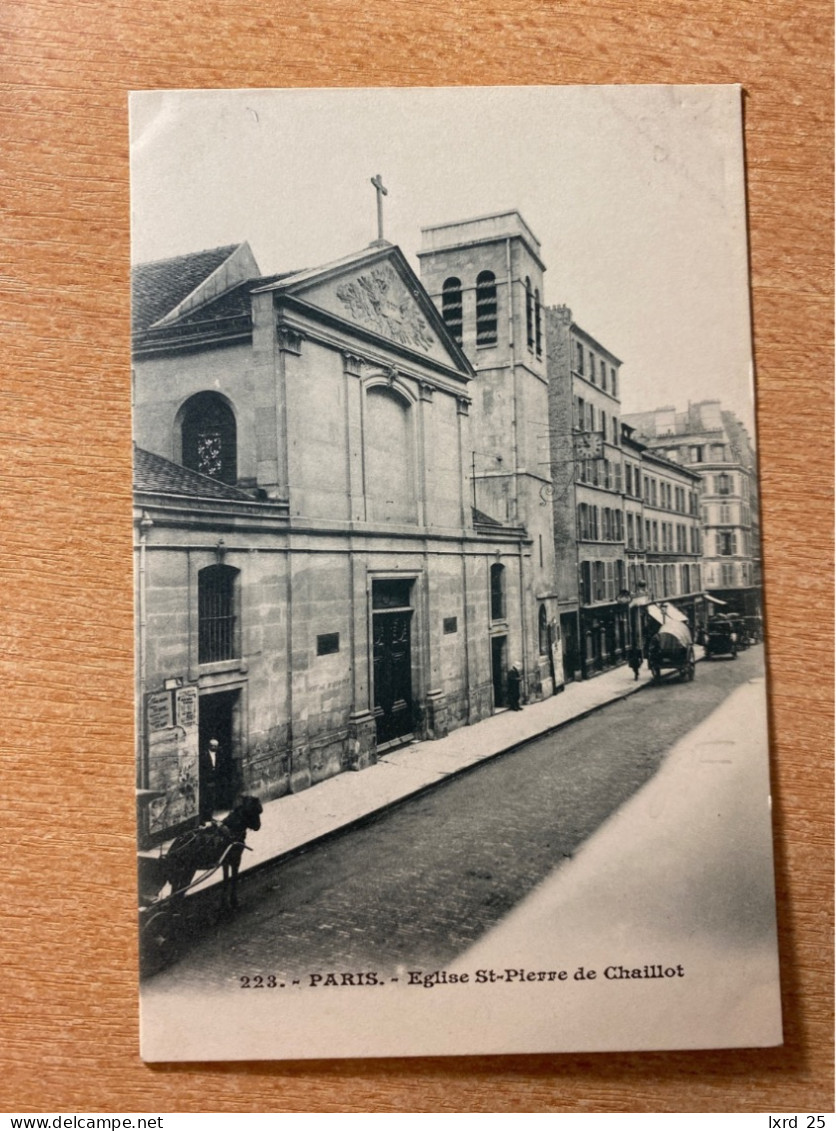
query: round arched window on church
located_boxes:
[181,392,237,486]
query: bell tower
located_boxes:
[418,211,560,697]
[418,211,549,528]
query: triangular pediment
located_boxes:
[259,245,471,376]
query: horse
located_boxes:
[163,794,263,911]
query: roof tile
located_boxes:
[131,245,241,332]
[133,446,255,501]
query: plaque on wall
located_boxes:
[131,85,781,1061]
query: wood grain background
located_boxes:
[2,0,833,1113]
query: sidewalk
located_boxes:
[444,673,782,1052]
[176,653,701,892]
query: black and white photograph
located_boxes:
[130,85,781,1061]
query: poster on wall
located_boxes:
[131,85,781,1061]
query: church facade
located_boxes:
[133,223,559,844]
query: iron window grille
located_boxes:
[198,564,238,664]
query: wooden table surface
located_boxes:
[2,0,833,1114]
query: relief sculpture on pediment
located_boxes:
[336,264,435,352]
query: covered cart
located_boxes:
[647,618,696,683]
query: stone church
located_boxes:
[133,213,559,844]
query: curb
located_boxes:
[228,675,659,886]
[174,657,708,906]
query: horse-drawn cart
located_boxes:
[138,795,262,976]
[647,619,696,684]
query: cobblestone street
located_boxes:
[147,648,763,993]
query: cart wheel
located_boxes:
[651,665,661,683]
[687,661,695,681]
[140,906,179,976]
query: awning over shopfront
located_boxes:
[704,593,729,606]
[647,602,689,625]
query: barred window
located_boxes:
[198,564,239,664]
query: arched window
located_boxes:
[538,604,549,655]
[476,271,498,346]
[441,277,463,346]
[198,564,239,664]
[534,288,542,356]
[525,277,534,349]
[364,385,416,524]
[181,392,237,485]
[490,562,506,621]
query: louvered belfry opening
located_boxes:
[475,270,498,345]
[441,276,463,345]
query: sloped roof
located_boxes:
[472,506,503,527]
[131,245,243,332]
[164,274,294,327]
[133,446,255,501]
[132,239,472,380]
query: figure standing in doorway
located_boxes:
[199,736,220,823]
[507,662,523,711]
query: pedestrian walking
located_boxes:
[507,662,523,711]
[628,646,643,681]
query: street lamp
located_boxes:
[616,588,632,654]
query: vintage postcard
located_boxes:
[131,85,782,1060]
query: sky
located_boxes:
[130,86,756,437]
